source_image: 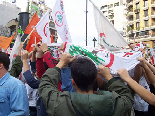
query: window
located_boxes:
[145,20,149,27]
[136,3,139,9]
[144,0,148,7]
[114,2,119,7]
[144,10,148,17]
[136,13,139,19]
[136,22,140,29]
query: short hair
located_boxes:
[0,51,10,70]
[71,57,97,92]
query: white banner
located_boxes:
[90,0,128,51]
[52,0,72,43]
[36,10,51,44]
[48,43,142,76]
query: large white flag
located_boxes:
[52,0,72,43]
[90,0,128,51]
[9,34,21,70]
[36,10,51,44]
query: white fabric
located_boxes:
[90,0,128,51]
[52,0,72,43]
[9,34,21,70]
[36,10,51,44]
[25,83,38,107]
[64,43,142,76]
[133,75,150,112]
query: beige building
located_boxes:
[29,1,58,43]
[127,0,155,48]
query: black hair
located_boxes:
[0,51,10,70]
[71,57,97,92]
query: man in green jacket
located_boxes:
[39,52,134,116]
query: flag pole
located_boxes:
[23,28,35,44]
[86,0,88,46]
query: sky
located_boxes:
[1,0,107,47]
[45,0,105,47]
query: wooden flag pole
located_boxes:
[23,27,35,44]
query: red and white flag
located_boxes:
[90,0,128,51]
[36,10,51,44]
[52,0,72,43]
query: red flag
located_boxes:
[24,11,41,52]
[51,33,54,43]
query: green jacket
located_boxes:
[39,67,134,116]
[9,55,23,78]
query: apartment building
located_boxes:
[100,0,127,38]
[29,1,58,43]
[127,0,155,48]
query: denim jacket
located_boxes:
[0,72,29,116]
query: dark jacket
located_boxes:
[23,70,48,116]
[9,55,22,78]
[39,67,134,116]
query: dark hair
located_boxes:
[0,51,10,70]
[71,57,97,92]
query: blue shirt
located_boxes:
[61,67,75,93]
[0,72,29,116]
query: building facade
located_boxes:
[100,0,127,38]
[0,1,21,26]
[127,0,155,48]
[29,1,58,43]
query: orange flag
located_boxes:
[25,34,40,53]
[24,11,41,52]
[0,33,15,50]
[51,33,54,43]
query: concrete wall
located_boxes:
[0,1,21,26]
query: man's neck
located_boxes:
[76,89,94,94]
[0,70,7,79]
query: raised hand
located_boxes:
[98,65,113,81]
[21,50,29,61]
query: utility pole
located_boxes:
[86,0,88,46]
[92,37,97,47]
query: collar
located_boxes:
[0,72,10,86]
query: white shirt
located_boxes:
[133,75,150,112]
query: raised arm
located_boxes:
[117,68,155,106]
[98,65,134,115]
[21,50,40,89]
[138,57,155,87]
[9,44,23,78]
[39,53,76,116]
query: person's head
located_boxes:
[0,51,10,71]
[71,57,97,93]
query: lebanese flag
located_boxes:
[24,12,41,52]
[36,10,51,44]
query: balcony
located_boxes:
[134,8,140,13]
[143,6,149,10]
[127,1,133,8]
[151,23,155,29]
[135,19,140,23]
[151,12,155,18]
[134,0,140,4]
[127,12,133,18]
[128,20,134,25]
[151,1,155,8]
[143,16,149,20]
[127,0,132,3]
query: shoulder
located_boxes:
[7,75,25,87]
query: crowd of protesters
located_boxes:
[1,42,155,116]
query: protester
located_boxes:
[0,51,29,115]
[39,52,134,116]
[117,63,155,116]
